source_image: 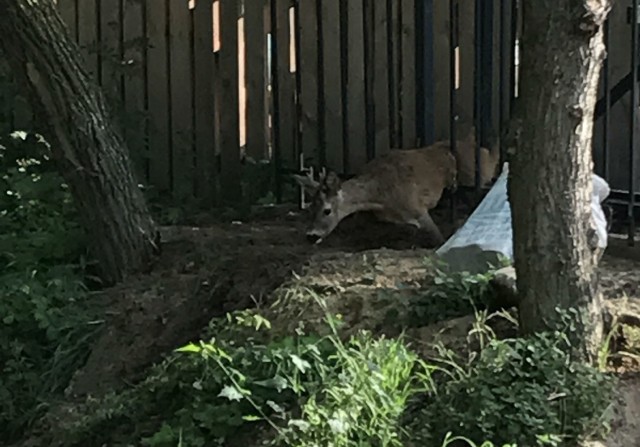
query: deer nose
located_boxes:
[306,233,321,244]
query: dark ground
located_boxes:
[65,201,465,398]
[14,197,640,447]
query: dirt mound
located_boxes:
[65,208,452,399]
[35,205,640,447]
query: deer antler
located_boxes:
[292,169,320,190]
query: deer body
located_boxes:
[294,143,457,245]
[449,130,501,188]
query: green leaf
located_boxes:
[218,385,244,401]
[254,375,289,392]
[290,354,311,373]
[266,400,285,414]
[242,415,261,422]
[254,314,272,330]
[175,343,201,354]
[288,419,311,432]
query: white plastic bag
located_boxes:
[435,163,611,273]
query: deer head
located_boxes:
[293,170,346,243]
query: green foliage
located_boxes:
[439,432,517,447]
[0,131,85,270]
[0,267,98,436]
[0,131,98,440]
[62,285,615,447]
[276,317,427,447]
[61,310,332,446]
[406,258,500,327]
[410,317,615,447]
[63,301,430,447]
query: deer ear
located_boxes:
[292,173,320,192]
[322,171,342,194]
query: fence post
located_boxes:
[218,0,242,205]
[193,0,217,205]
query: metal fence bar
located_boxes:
[498,0,506,166]
[602,18,610,183]
[269,0,283,202]
[630,0,638,245]
[509,0,517,108]
[418,0,434,146]
[474,0,483,192]
[449,0,459,221]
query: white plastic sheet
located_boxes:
[435,163,611,273]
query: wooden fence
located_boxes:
[1,0,517,206]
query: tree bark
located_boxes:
[0,0,159,285]
[507,0,611,361]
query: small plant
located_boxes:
[0,131,85,271]
[277,316,430,447]
[440,431,517,447]
[407,258,501,327]
[166,295,435,447]
[61,293,434,447]
[0,130,98,441]
[409,312,615,447]
[56,289,615,447]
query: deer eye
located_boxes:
[323,208,332,216]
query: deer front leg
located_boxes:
[416,211,445,246]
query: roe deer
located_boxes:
[293,144,457,245]
[449,128,501,188]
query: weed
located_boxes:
[0,131,99,440]
[409,311,615,447]
[61,287,615,447]
[406,258,500,327]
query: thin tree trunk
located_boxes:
[0,0,159,285]
[507,0,610,361]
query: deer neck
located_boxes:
[339,177,384,216]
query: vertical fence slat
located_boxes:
[218,0,242,203]
[499,0,512,130]
[389,0,401,148]
[419,0,435,146]
[274,0,296,169]
[298,0,320,166]
[123,0,147,182]
[400,0,416,147]
[56,0,78,42]
[100,0,122,100]
[146,0,171,192]
[364,0,375,160]
[346,0,367,172]
[78,0,99,80]
[373,0,390,156]
[169,0,195,200]
[263,4,272,159]
[239,12,246,154]
[245,0,268,160]
[432,0,449,140]
[480,0,493,145]
[193,0,217,203]
[321,0,344,172]
[491,0,501,143]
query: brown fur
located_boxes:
[294,144,457,245]
[446,129,501,188]
[354,143,458,216]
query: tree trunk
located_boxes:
[507,0,610,361]
[0,0,159,285]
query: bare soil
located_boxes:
[66,205,456,398]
